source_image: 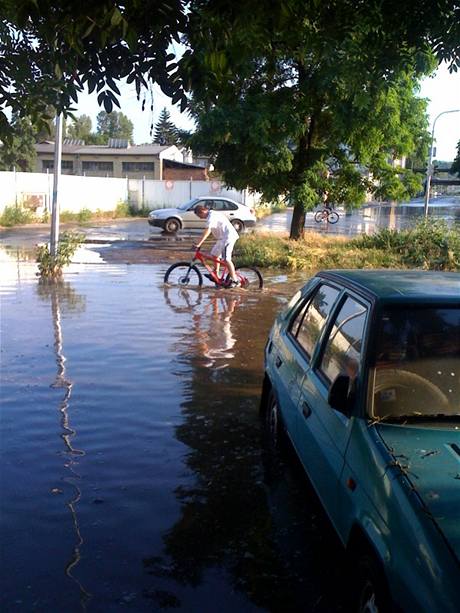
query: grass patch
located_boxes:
[0,205,36,227]
[1,200,149,227]
[236,220,460,271]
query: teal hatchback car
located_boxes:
[262,270,460,612]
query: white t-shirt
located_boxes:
[206,210,239,242]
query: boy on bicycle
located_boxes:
[193,204,240,287]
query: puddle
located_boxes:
[1,255,347,611]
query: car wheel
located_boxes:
[356,554,390,613]
[231,219,244,233]
[263,389,283,447]
[164,218,180,233]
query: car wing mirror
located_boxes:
[328,375,353,416]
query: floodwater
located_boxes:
[1,249,348,612]
[258,196,460,235]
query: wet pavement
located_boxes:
[1,246,349,612]
[258,196,460,235]
[1,196,458,251]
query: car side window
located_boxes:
[291,285,340,359]
[213,200,237,211]
[318,296,367,387]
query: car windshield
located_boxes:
[177,198,198,211]
[371,306,460,420]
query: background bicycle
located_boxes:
[164,247,264,289]
[314,206,340,224]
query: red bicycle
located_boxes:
[164,247,263,289]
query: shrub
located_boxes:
[36,231,84,278]
[115,201,130,217]
[0,205,35,227]
[354,219,460,270]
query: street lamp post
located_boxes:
[424,109,460,218]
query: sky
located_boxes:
[74,63,460,160]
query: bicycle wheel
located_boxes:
[235,266,264,289]
[164,263,203,287]
[314,210,326,223]
[327,211,339,224]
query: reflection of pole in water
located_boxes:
[50,286,91,609]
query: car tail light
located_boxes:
[250,208,255,216]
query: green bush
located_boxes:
[77,208,92,222]
[236,220,460,271]
[354,219,460,270]
[0,205,35,227]
[36,231,84,278]
[115,201,130,217]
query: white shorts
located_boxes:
[211,238,236,261]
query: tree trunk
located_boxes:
[290,201,305,240]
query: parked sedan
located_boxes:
[147,196,257,233]
[262,269,460,612]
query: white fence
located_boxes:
[0,171,260,215]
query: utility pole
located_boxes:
[424,109,460,218]
[50,114,63,256]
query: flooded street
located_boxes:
[1,252,347,612]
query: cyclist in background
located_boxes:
[193,204,240,287]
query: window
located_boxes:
[372,306,460,418]
[291,285,340,359]
[195,200,213,210]
[82,161,113,172]
[122,162,155,172]
[213,200,238,211]
[319,297,367,386]
[42,160,73,171]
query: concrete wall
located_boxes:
[0,171,261,215]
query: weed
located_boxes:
[0,205,35,227]
[36,231,84,278]
[236,220,460,271]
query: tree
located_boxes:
[0,113,36,171]
[1,0,189,141]
[96,111,134,142]
[451,141,460,177]
[176,128,194,148]
[2,0,459,148]
[186,0,437,239]
[66,115,94,143]
[153,108,179,145]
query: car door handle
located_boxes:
[275,356,283,368]
[302,402,312,419]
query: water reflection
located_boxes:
[194,294,240,369]
[43,280,91,608]
[257,197,460,236]
[144,288,307,610]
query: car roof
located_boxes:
[195,196,239,202]
[318,270,460,304]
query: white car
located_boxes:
[148,196,257,234]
